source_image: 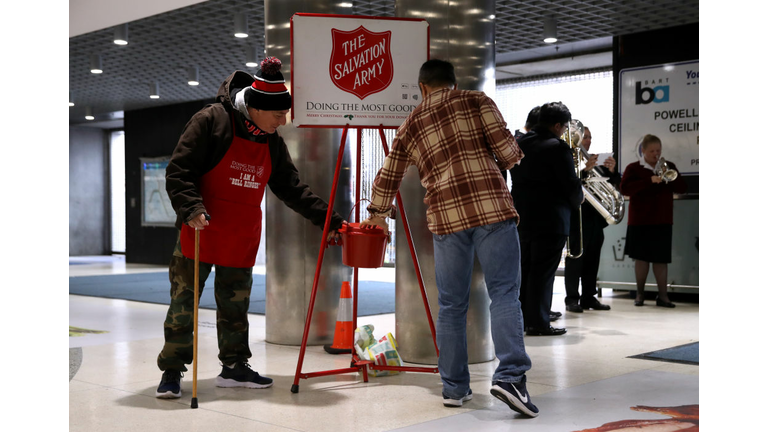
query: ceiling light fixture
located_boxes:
[187,67,199,86]
[89,54,103,74]
[340,2,353,7]
[69,91,74,107]
[234,13,249,38]
[543,18,558,44]
[245,46,259,67]
[85,106,94,120]
[114,24,128,45]
[150,82,160,99]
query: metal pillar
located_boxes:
[264,0,354,345]
[394,0,497,364]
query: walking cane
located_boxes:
[191,226,200,409]
[191,213,209,409]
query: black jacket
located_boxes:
[165,70,343,231]
[510,126,584,236]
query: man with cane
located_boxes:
[156,57,344,400]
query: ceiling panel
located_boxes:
[69,0,698,125]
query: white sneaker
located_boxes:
[442,389,472,407]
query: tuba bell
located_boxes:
[654,157,679,183]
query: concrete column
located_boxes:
[393,0,497,364]
[264,0,354,345]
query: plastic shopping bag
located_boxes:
[365,332,403,377]
[354,324,376,359]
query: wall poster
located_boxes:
[140,156,175,227]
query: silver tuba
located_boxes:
[578,144,625,225]
[563,119,625,230]
[654,157,679,183]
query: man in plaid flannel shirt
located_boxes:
[361,59,539,418]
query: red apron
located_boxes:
[181,115,272,268]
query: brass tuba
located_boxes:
[563,120,585,259]
[654,157,679,183]
[578,145,625,225]
[563,120,626,259]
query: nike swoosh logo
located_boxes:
[512,384,528,403]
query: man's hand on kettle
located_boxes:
[360,215,389,231]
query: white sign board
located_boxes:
[291,13,429,128]
[618,60,699,175]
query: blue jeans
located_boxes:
[433,219,531,399]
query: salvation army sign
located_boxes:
[291,14,429,128]
[330,26,393,100]
[618,60,699,175]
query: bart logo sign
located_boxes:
[329,26,393,100]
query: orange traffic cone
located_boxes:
[323,281,354,354]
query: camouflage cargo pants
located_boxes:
[157,237,254,372]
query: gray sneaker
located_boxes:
[491,377,539,417]
[442,389,473,407]
[215,362,273,389]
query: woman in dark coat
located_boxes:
[620,134,687,308]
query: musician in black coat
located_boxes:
[513,106,562,322]
[514,106,540,141]
[510,102,583,336]
[563,127,620,313]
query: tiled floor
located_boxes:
[69,255,699,431]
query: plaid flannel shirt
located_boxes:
[367,88,524,235]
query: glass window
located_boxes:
[495,70,614,154]
[110,130,126,253]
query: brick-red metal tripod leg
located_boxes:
[352,128,362,345]
[291,125,349,394]
[376,126,439,358]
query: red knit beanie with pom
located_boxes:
[245,57,291,111]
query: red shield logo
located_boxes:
[329,26,393,100]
